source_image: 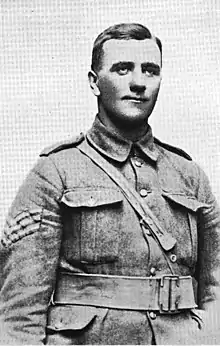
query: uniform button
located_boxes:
[150,267,156,276]
[140,221,151,236]
[134,158,143,167]
[170,254,177,263]
[143,227,151,236]
[149,312,157,320]
[140,189,148,197]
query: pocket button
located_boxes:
[149,312,157,320]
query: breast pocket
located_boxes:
[162,191,209,270]
[61,187,123,264]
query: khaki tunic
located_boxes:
[0,115,220,344]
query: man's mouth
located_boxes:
[122,96,149,103]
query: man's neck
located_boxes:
[98,107,149,142]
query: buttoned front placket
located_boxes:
[86,117,178,278]
[115,144,172,280]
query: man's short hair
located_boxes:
[91,23,162,72]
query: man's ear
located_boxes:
[88,70,100,96]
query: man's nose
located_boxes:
[130,71,146,93]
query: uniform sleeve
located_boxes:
[0,156,64,345]
[195,165,220,339]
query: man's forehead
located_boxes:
[102,39,161,66]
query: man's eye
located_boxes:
[146,70,154,76]
[117,68,129,75]
[144,68,160,76]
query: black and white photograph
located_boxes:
[1,1,220,344]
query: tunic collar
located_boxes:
[87,114,159,163]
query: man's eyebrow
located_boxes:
[110,61,134,72]
[142,62,161,71]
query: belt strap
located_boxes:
[53,272,197,313]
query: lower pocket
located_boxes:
[150,310,205,345]
[190,308,204,330]
[46,305,108,345]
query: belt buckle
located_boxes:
[159,275,180,314]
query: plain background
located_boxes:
[1,0,220,231]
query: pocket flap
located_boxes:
[61,188,123,207]
[47,305,97,331]
[162,192,209,212]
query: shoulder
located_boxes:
[154,137,192,161]
[154,137,207,194]
[39,133,85,157]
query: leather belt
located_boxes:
[52,272,197,313]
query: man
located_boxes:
[0,23,220,345]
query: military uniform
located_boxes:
[0,115,220,345]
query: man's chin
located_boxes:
[113,112,150,130]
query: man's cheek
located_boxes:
[149,84,160,97]
[100,79,116,94]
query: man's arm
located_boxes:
[0,156,64,345]
[195,165,220,340]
